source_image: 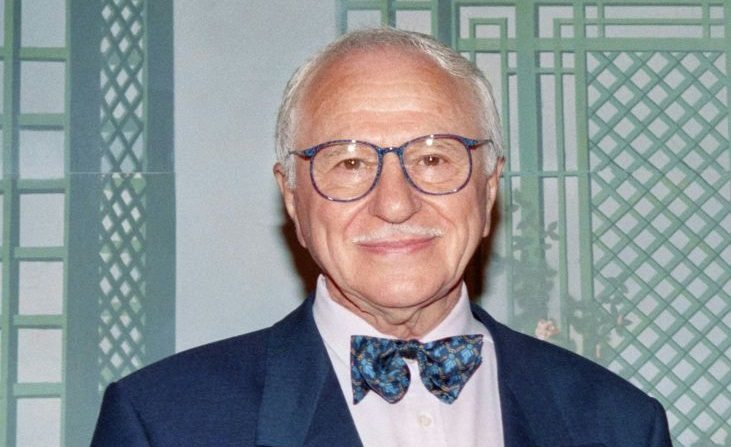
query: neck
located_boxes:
[326,279,462,339]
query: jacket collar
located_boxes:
[255,296,361,446]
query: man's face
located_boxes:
[276,47,502,318]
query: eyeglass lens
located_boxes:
[311,135,471,201]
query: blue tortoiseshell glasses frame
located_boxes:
[288,133,490,202]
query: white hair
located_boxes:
[275,27,504,187]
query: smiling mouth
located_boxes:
[355,236,438,254]
[351,224,443,254]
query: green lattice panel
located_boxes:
[587,50,730,446]
[98,0,148,391]
[100,0,145,173]
[98,174,146,387]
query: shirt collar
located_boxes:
[312,274,491,367]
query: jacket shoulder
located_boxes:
[97,328,272,445]
[94,298,320,446]
[119,327,270,392]
[473,304,650,399]
[473,305,671,445]
[493,318,649,400]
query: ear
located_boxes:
[482,157,505,238]
[273,162,308,248]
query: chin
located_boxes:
[362,279,449,308]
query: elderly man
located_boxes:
[93,28,671,446]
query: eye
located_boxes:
[420,154,446,166]
[339,158,364,170]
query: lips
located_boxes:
[351,223,444,255]
[354,235,437,254]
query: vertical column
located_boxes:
[336,0,348,34]
[512,0,547,331]
[65,0,103,444]
[0,1,21,445]
[432,0,452,46]
[383,0,396,26]
[571,0,597,359]
[144,0,175,366]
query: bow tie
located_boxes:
[350,334,483,405]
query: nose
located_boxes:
[368,153,421,223]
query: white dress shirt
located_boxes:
[313,275,504,447]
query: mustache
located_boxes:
[351,224,444,244]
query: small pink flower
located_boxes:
[535,319,560,341]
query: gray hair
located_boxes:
[275,27,503,187]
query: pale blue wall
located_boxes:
[174,1,336,351]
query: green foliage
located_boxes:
[501,189,559,334]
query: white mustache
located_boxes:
[352,224,444,244]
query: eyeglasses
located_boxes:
[288,134,490,202]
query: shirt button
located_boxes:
[417,413,432,427]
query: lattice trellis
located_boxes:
[98,175,147,388]
[101,0,145,173]
[588,50,730,446]
[336,1,731,445]
[98,0,148,391]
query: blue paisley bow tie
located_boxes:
[350,334,483,404]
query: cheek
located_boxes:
[292,188,338,254]
[470,178,491,227]
[295,195,361,258]
[445,188,488,253]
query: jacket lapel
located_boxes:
[471,304,574,447]
[255,297,361,447]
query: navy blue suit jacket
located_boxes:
[92,297,672,446]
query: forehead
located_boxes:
[295,46,482,146]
